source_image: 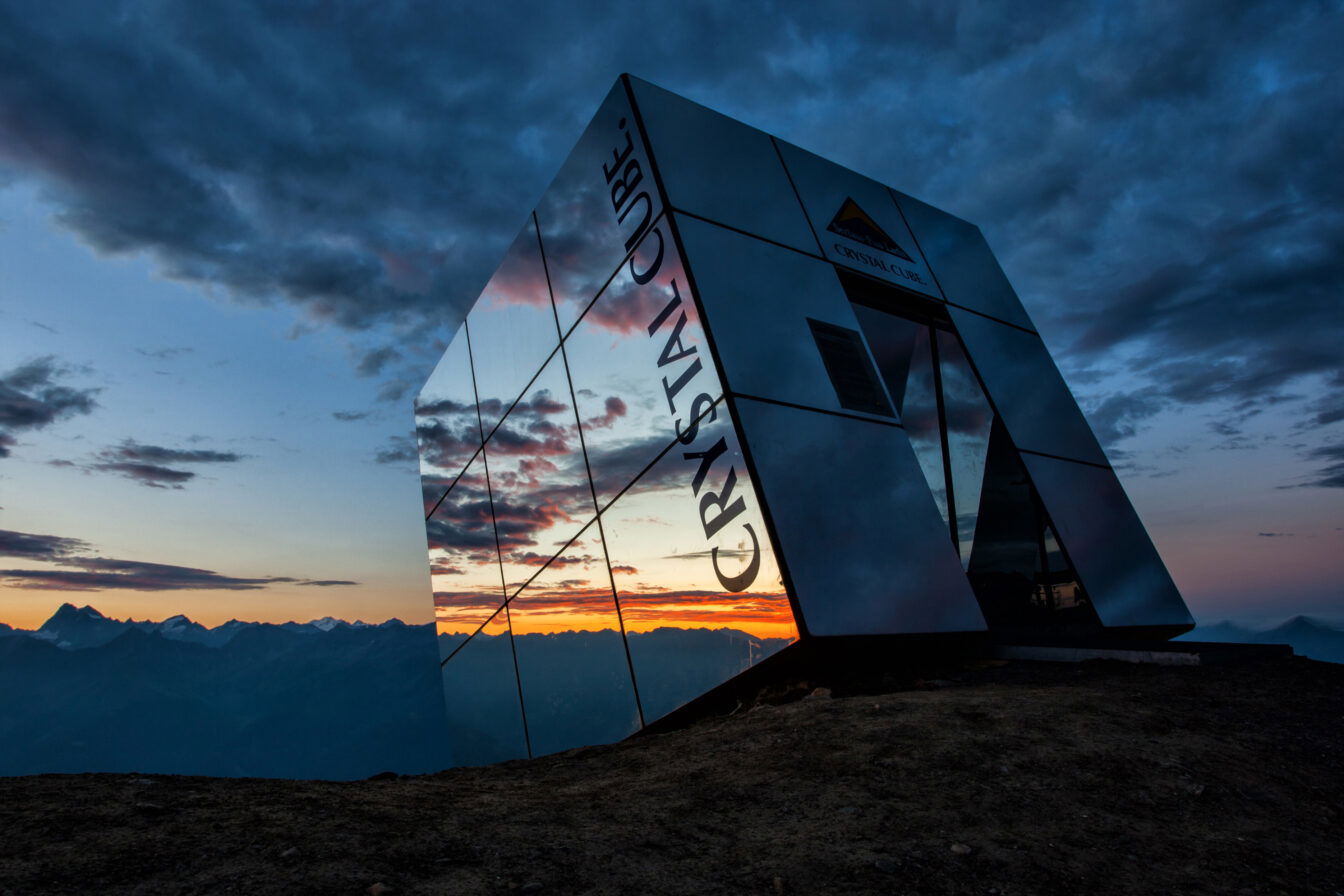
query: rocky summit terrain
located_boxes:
[1,656,1340,895]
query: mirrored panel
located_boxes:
[537,81,665,334]
[736,398,986,636]
[466,218,560,436]
[564,225,725,509]
[441,607,529,766]
[484,351,596,596]
[426,452,507,659]
[415,322,480,517]
[891,191,1035,331]
[852,304,948,525]
[774,141,940,300]
[627,76,817,255]
[948,307,1109,467]
[1020,453,1193,628]
[507,530,642,757]
[965,420,1099,635]
[675,216,894,421]
[937,330,995,568]
[601,407,797,723]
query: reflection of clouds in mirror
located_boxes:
[426,453,505,641]
[537,86,664,334]
[415,326,481,513]
[467,219,560,435]
[487,357,597,591]
[565,236,725,508]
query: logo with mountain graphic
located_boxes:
[826,197,914,262]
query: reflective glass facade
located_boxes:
[418,76,1194,764]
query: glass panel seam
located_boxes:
[770,136,826,256]
[885,186,949,304]
[553,207,672,345]
[439,601,506,666]
[477,343,563,452]
[1017,447,1113,470]
[502,601,534,759]
[593,513,646,729]
[730,391,906,428]
[951,303,1040,337]
[555,332,647,728]
[423,443,484,521]
[928,326,960,553]
[531,208,565,344]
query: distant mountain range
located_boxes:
[1,604,449,780]
[1178,615,1344,664]
[2,606,1339,780]
[13,602,394,651]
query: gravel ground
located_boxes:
[1,656,1340,895]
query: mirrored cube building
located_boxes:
[417,75,1194,766]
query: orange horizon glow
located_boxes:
[434,582,798,641]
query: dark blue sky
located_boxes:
[1,1,1340,627]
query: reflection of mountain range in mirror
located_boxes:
[436,626,793,766]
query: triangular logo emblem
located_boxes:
[826,197,914,262]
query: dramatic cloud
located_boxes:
[0,528,90,560]
[356,346,400,377]
[88,439,246,489]
[0,558,286,591]
[88,461,195,488]
[583,396,628,430]
[375,435,418,465]
[0,357,99,457]
[1,3,1339,480]
[0,526,358,591]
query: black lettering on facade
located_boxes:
[605,117,655,254]
[629,227,664,284]
[675,392,717,444]
[684,436,728,495]
[712,524,761,592]
[609,159,644,214]
[613,117,760,593]
[699,466,747,539]
[657,311,698,368]
[661,358,702,414]
[617,192,654,252]
[647,282,682,336]
[833,242,927,284]
[603,120,635,183]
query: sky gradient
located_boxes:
[1,1,1341,630]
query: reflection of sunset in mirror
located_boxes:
[426,453,505,648]
[506,540,625,636]
[602,416,798,643]
[485,354,597,595]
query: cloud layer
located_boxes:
[0,1,1339,475]
[0,527,356,592]
[0,357,99,458]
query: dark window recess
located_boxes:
[807,318,894,416]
